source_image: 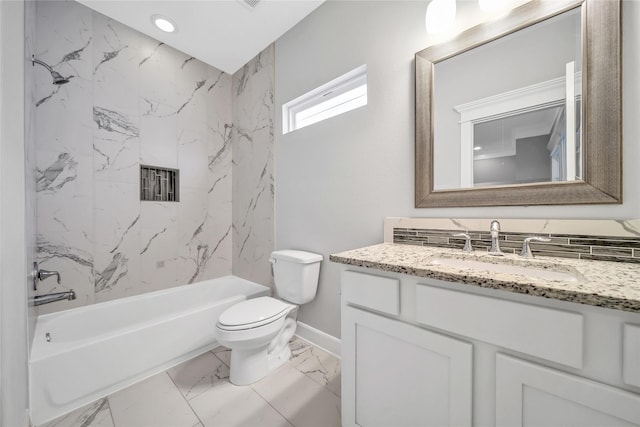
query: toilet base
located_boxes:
[228,316,297,386]
[229,346,270,386]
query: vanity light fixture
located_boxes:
[152,15,177,33]
[425,0,456,34]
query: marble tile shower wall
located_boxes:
[34,1,233,314]
[231,46,275,285]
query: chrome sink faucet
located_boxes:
[453,233,473,253]
[520,236,552,258]
[488,220,504,256]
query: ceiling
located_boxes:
[77,0,325,75]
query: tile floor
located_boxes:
[39,338,341,427]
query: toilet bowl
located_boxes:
[215,250,322,385]
[215,296,297,385]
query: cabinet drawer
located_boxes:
[416,284,583,368]
[342,270,399,315]
[623,323,640,387]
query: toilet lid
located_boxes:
[218,297,291,329]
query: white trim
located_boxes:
[282,64,367,134]
[295,321,341,358]
[454,74,581,123]
[0,1,29,426]
[565,61,577,181]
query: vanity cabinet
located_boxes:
[342,306,472,426]
[496,354,640,427]
[340,268,640,427]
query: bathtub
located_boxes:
[29,275,269,425]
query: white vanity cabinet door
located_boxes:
[496,353,640,427]
[342,306,473,427]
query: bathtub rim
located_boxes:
[31,294,250,362]
[31,276,270,361]
[34,275,268,324]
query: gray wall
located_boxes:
[515,135,551,183]
[274,0,640,339]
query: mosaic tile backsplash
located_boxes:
[393,228,640,263]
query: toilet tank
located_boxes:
[270,250,323,304]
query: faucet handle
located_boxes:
[453,233,473,253]
[520,236,551,258]
[37,269,61,284]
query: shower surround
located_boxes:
[232,46,275,285]
[33,1,275,314]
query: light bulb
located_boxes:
[426,0,456,35]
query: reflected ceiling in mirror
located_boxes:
[415,0,621,208]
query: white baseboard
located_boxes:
[295,321,341,358]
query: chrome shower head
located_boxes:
[50,70,70,85]
[32,55,70,85]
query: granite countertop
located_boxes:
[330,243,640,313]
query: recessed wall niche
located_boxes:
[140,165,179,202]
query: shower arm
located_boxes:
[31,55,54,72]
[31,55,70,85]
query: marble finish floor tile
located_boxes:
[252,365,342,427]
[212,345,231,366]
[108,372,200,427]
[167,351,230,401]
[39,398,114,427]
[34,338,341,427]
[189,380,293,427]
[289,337,341,397]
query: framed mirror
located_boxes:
[415,0,621,208]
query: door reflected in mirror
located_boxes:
[432,7,582,190]
[472,101,581,188]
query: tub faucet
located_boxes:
[488,220,504,256]
[33,290,76,306]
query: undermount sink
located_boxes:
[429,257,580,283]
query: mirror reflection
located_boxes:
[433,7,582,190]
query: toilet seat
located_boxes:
[217,297,293,331]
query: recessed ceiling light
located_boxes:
[152,15,177,33]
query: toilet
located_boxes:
[215,249,323,385]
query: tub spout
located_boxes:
[33,290,76,306]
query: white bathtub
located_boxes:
[29,275,269,425]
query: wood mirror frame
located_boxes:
[415,0,621,208]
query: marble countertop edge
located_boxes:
[329,243,640,313]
